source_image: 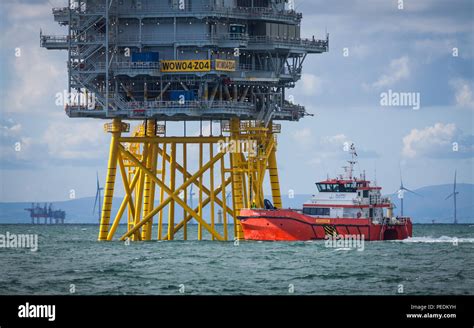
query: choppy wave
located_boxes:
[334,247,354,251]
[399,236,474,243]
[1,224,473,295]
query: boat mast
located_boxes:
[344,143,358,180]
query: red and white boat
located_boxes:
[238,144,412,241]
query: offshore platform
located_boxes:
[41,0,328,241]
[25,203,66,224]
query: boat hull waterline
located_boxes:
[238,209,413,241]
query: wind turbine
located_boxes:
[188,184,196,224]
[445,170,459,224]
[93,172,104,223]
[396,167,421,216]
[217,192,232,224]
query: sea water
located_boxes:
[0,224,472,295]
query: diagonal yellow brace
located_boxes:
[118,145,225,241]
[107,166,140,240]
[156,145,231,214]
[118,151,136,216]
[162,176,233,240]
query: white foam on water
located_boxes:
[334,247,353,251]
[399,236,474,243]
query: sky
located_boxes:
[0,0,473,202]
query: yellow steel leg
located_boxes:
[230,118,244,240]
[133,142,148,241]
[146,142,158,240]
[98,119,123,241]
[182,143,188,240]
[158,143,167,240]
[133,171,144,241]
[198,142,203,240]
[167,142,176,240]
[127,169,134,231]
[142,120,157,240]
[255,157,266,207]
[210,144,215,240]
[220,155,228,240]
[268,145,282,208]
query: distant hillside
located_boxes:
[388,183,474,223]
[1,184,473,224]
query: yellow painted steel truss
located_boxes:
[98,118,282,241]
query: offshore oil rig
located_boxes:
[41,0,328,241]
[24,203,66,224]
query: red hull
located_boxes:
[238,209,412,241]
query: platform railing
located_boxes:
[67,99,255,111]
[111,3,301,21]
[248,35,329,51]
[116,32,249,44]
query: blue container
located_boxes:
[131,52,159,62]
[169,90,195,101]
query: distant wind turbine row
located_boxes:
[397,167,459,224]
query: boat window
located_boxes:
[338,183,357,192]
[363,190,369,198]
[345,182,357,192]
[316,183,327,192]
[303,207,330,216]
[317,182,356,193]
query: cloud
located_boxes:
[350,44,370,58]
[302,1,473,36]
[298,74,323,96]
[293,132,379,166]
[402,123,474,158]
[0,117,108,169]
[371,56,411,89]
[0,118,44,169]
[449,79,474,109]
[292,127,313,145]
[1,118,22,138]
[321,134,349,145]
[42,120,107,160]
[5,1,52,21]
[8,47,63,112]
[1,1,67,114]
[412,38,458,62]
